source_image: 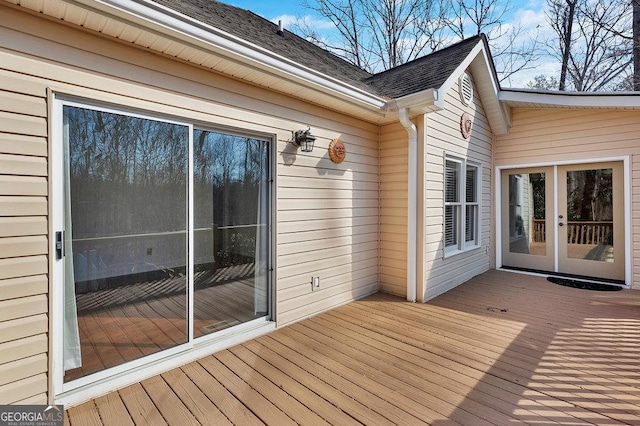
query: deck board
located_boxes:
[180,362,263,426]
[65,270,640,425]
[117,383,167,426]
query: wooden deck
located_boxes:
[64,270,640,425]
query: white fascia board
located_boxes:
[73,0,387,111]
[499,89,640,109]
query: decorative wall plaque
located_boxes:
[460,113,473,139]
[328,138,346,163]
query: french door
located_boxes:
[501,162,625,282]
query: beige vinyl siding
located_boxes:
[495,108,640,288]
[276,128,380,325]
[422,74,493,301]
[0,3,380,402]
[0,48,49,404]
[379,121,409,297]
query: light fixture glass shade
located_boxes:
[294,129,316,152]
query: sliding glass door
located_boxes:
[55,100,271,388]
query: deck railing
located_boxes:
[532,219,613,244]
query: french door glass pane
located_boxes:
[508,173,546,256]
[566,168,614,261]
[193,129,269,338]
[63,106,188,382]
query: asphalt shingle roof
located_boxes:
[363,36,484,98]
[148,0,485,100]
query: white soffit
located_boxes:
[6,0,390,122]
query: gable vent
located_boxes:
[459,72,473,106]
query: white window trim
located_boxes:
[444,155,482,258]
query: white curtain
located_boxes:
[254,141,269,315]
[63,117,82,371]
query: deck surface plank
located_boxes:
[228,344,361,426]
[117,382,167,426]
[180,362,262,426]
[139,375,198,425]
[160,368,232,426]
[198,355,297,426]
[92,392,133,426]
[65,270,640,425]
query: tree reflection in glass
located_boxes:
[193,129,269,337]
[64,106,188,382]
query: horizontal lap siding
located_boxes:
[379,122,408,297]
[276,127,380,325]
[0,63,49,404]
[495,108,640,288]
[0,3,380,400]
[423,76,492,300]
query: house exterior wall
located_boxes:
[0,4,379,404]
[495,107,640,289]
[378,72,494,301]
[379,121,408,297]
[0,73,49,404]
[422,73,493,301]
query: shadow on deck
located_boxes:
[65,269,640,425]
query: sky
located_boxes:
[227,0,557,88]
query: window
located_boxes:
[444,156,481,256]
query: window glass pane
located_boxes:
[445,205,458,248]
[465,205,476,243]
[445,160,459,203]
[466,165,477,203]
[64,106,188,382]
[193,129,270,337]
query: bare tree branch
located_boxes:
[546,0,632,91]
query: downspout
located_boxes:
[398,108,417,302]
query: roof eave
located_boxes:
[42,0,389,119]
[386,89,440,116]
[500,89,640,109]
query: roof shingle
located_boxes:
[363,36,484,98]
[148,0,486,100]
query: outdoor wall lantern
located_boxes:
[293,128,316,152]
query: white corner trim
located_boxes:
[624,156,632,287]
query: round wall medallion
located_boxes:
[328,138,346,163]
[460,113,473,139]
